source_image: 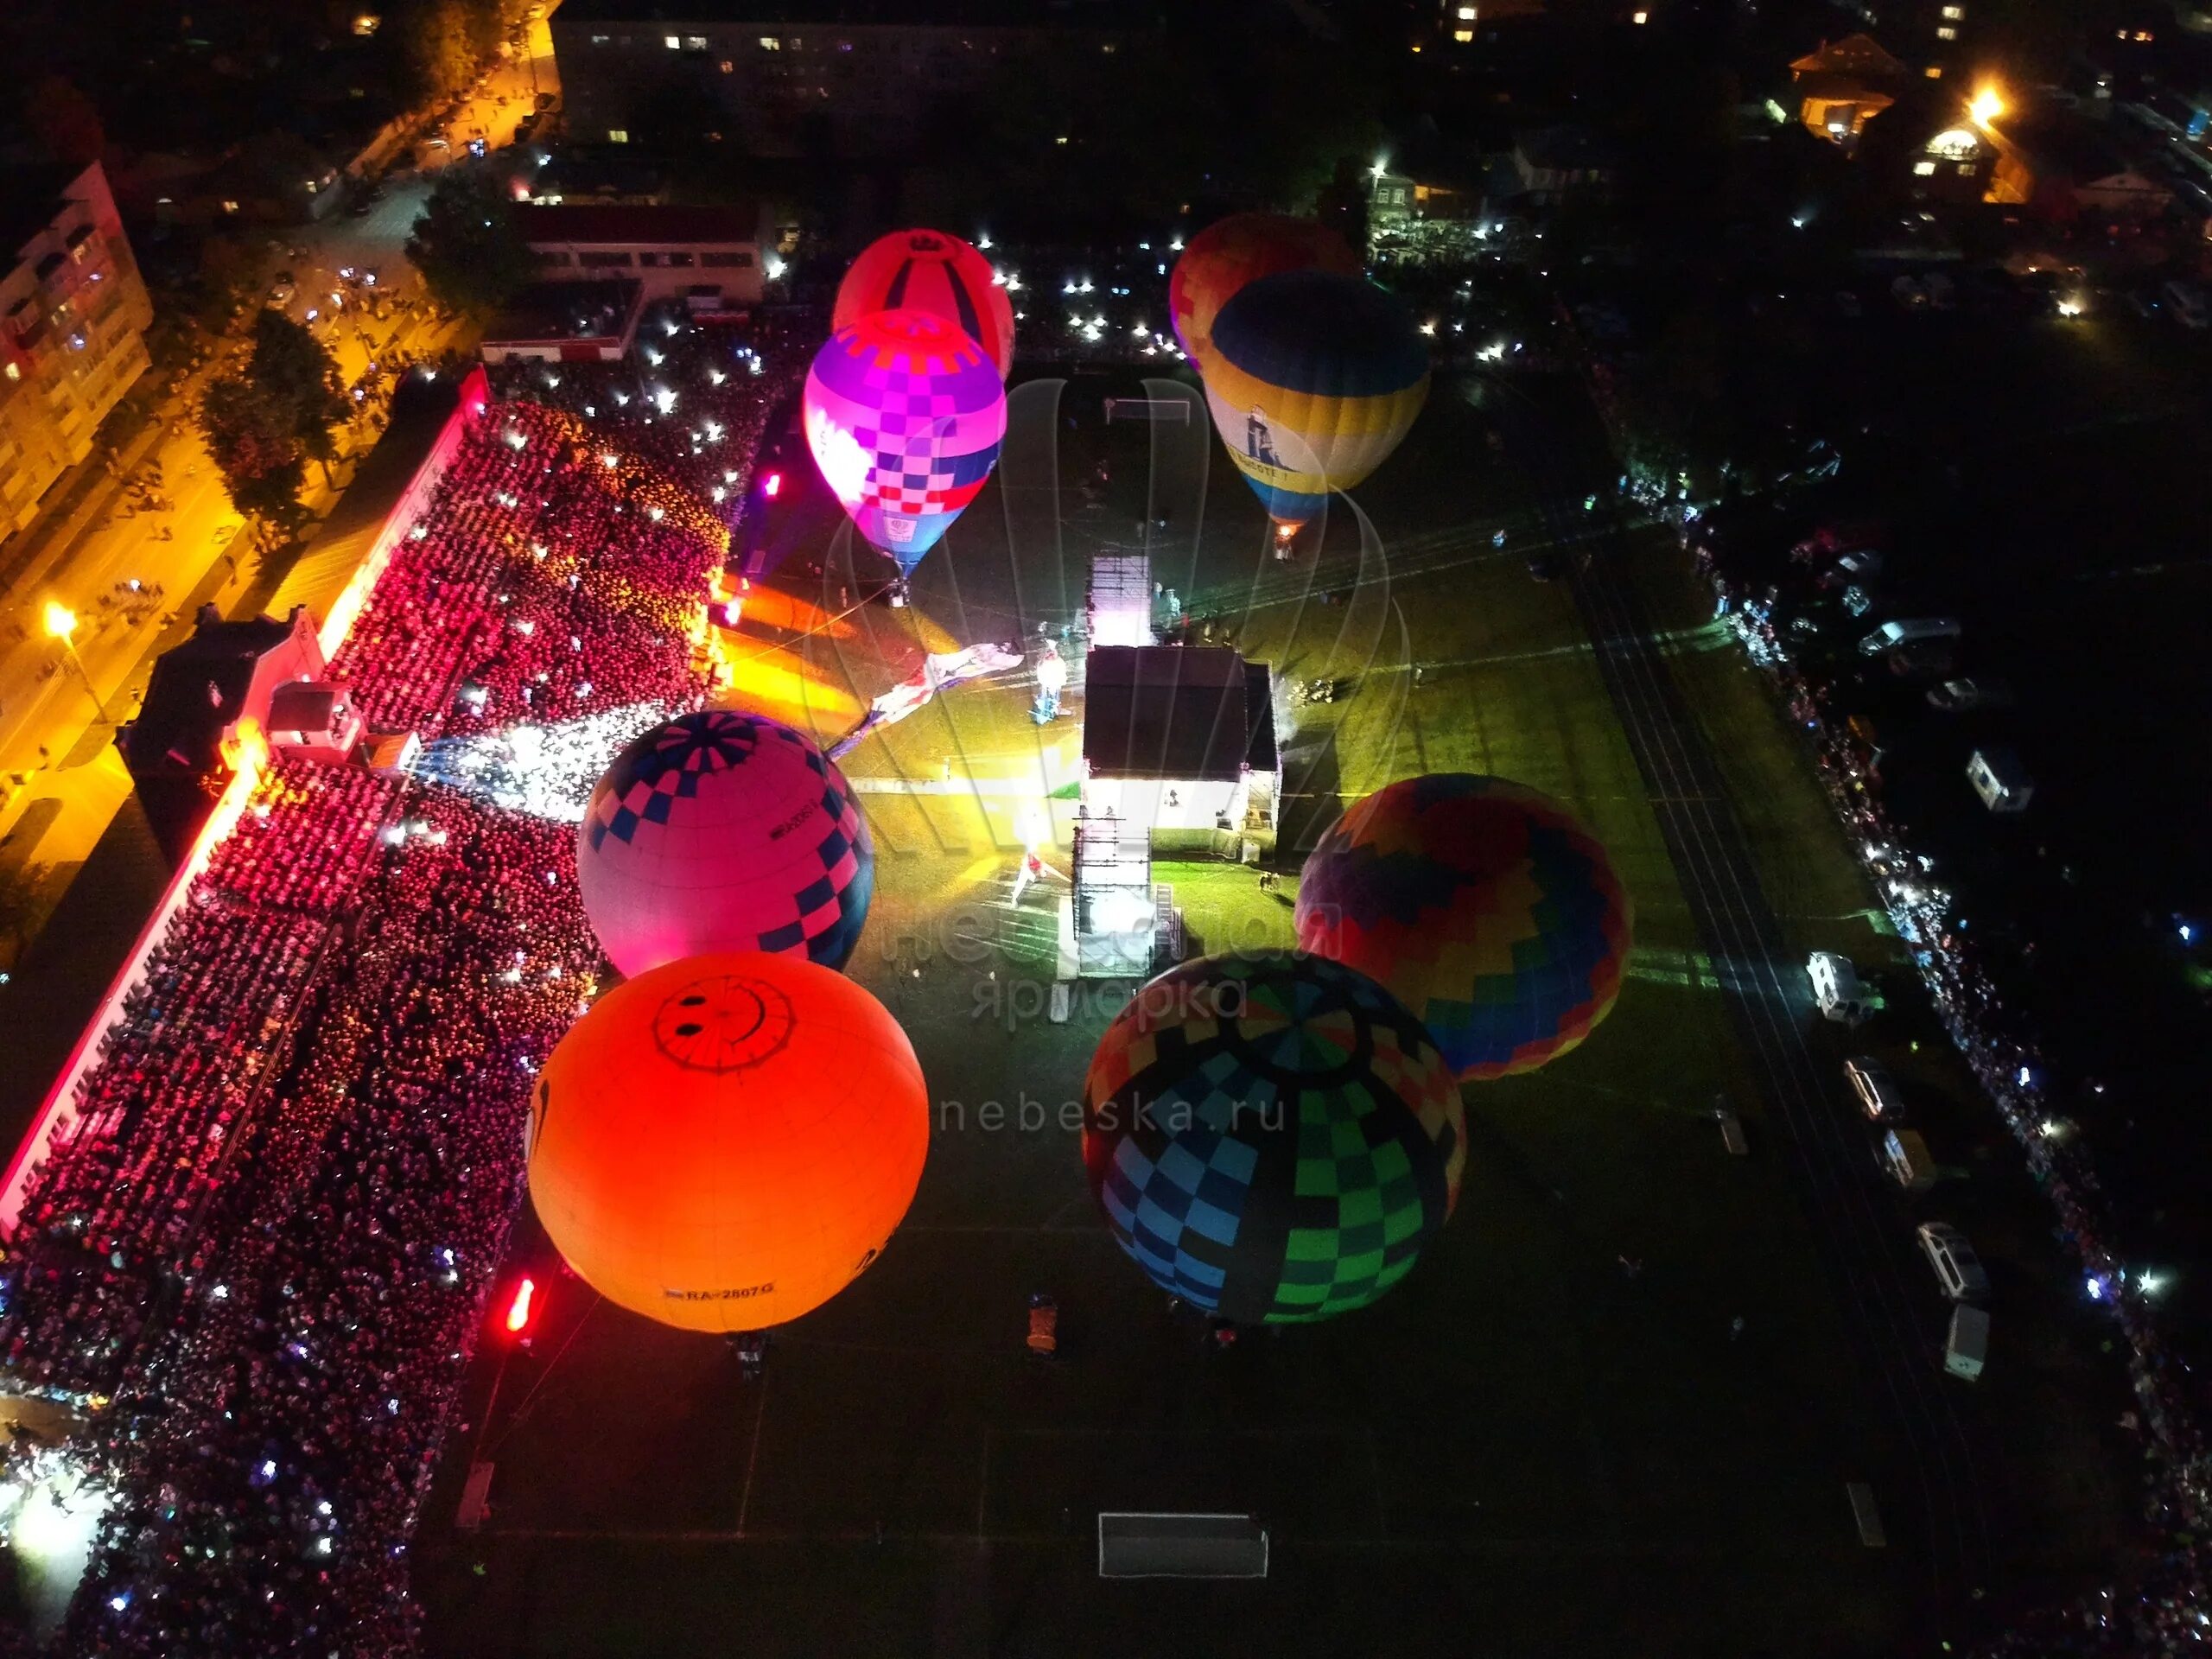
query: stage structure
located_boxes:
[1069,643,1279,977]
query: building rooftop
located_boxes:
[482,279,642,343]
[124,609,301,778]
[516,202,762,245]
[1789,33,1906,81]
[1514,124,1620,172]
[1083,645,1268,782]
[555,0,1146,24]
[0,163,85,264]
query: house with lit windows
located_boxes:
[0,161,154,543]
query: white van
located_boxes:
[1809,952,1878,1025]
[1859,618,1962,656]
[1880,1127,1936,1190]
[1845,1056,1905,1120]
[1944,1304,1989,1381]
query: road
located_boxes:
[1495,384,1993,1640]
[0,13,557,915]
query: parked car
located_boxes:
[2162,280,2209,329]
[1809,953,1879,1025]
[1916,1222,1991,1301]
[1859,617,1961,656]
[1886,639,1958,680]
[1891,276,1930,310]
[1879,1127,1936,1191]
[1944,1304,1988,1380]
[266,272,296,307]
[1845,1056,1905,1120]
[1927,677,2015,712]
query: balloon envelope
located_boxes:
[1168,213,1360,370]
[1295,774,1634,1081]
[577,709,873,978]
[1201,270,1429,531]
[835,228,1015,378]
[1082,950,1465,1324]
[804,307,1007,576]
[528,952,929,1332]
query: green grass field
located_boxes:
[415,377,2128,1657]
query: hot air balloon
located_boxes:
[1082,950,1465,1325]
[1167,213,1360,370]
[1294,773,1633,1082]
[527,952,929,1332]
[577,709,873,979]
[804,307,1007,582]
[1200,270,1429,534]
[835,229,1016,379]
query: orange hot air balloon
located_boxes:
[526,952,929,1332]
[1167,213,1362,370]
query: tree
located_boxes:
[393,0,480,103]
[0,861,53,969]
[405,165,537,316]
[200,377,307,524]
[248,311,347,484]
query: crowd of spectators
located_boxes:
[1712,564,2212,1656]
[485,303,803,537]
[0,325,767,1650]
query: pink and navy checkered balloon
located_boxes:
[803,307,1007,577]
[577,711,874,979]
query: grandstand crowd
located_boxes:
[0,312,793,1655]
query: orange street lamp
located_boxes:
[1969,86,2004,126]
[45,601,112,722]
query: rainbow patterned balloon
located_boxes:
[835,229,1015,378]
[803,308,1007,578]
[1294,774,1633,1082]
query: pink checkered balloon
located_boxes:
[803,307,1007,578]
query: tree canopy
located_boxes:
[405,166,537,317]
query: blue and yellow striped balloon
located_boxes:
[1200,270,1430,530]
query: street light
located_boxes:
[1969,86,2004,126]
[45,601,113,722]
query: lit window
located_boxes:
[1936,26,1955,40]
[1925,65,1942,78]
[665,35,680,48]
[720,59,734,72]
[222,199,241,213]
[590,33,607,44]
[1632,7,1647,19]
[1101,41,1116,52]
[1914,161,1937,175]
[687,35,707,48]
[4,363,18,381]
[1957,162,1975,175]
[1940,3,1962,15]
[607,129,629,143]
[1456,3,1475,15]
[760,35,780,48]
[1454,27,1472,39]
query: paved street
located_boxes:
[0,10,558,925]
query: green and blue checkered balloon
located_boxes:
[1082,952,1465,1324]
